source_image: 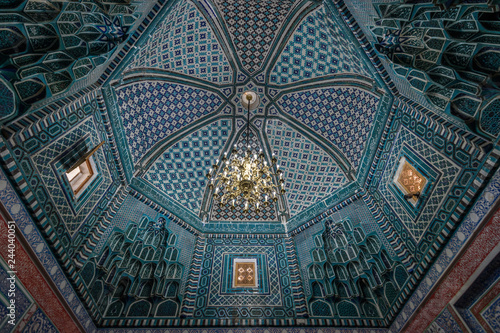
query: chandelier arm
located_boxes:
[209,92,286,214]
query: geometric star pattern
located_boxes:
[266,120,349,217]
[270,5,371,84]
[125,0,233,84]
[213,0,295,73]
[143,120,232,214]
[378,127,460,242]
[117,81,223,164]
[278,86,379,170]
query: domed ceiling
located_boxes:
[106,0,388,231]
[1,0,499,331]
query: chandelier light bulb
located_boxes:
[207,91,286,213]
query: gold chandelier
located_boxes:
[206,92,285,213]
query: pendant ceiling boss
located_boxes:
[206,92,286,213]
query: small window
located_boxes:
[64,141,104,198]
[394,157,427,205]
[66,156,97,195]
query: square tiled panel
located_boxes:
[209,246,279,306]
[194,238,296,319]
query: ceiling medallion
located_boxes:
[206,92,285,213]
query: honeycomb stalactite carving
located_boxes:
[0,0,139,115]
[306,219,408,319]
[371,1,500,137]
[78,216,183,321]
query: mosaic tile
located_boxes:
[31,117,113,236]
[0,0,152,106]
[22,308,58,333]
[389,167,500,332]
[195,238,296,318]
[294,222,325,296]
[116,81,224,164]
[165,219,196,296]
[339,0,436,111]
[425,307,464,333]
[0,167,96,332]
[266,119,348,217]
[94,195,158,253]
[214,0,296,73]
[481,291,500,331]
[278,86,379,170]
[143,120,231,214]
[271,5,370,85]
[232,82,267,116]
[378,127,460,242]
[126,0,233,83]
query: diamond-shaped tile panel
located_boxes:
[209,130,279,222]
[117,81,223,164]
[270,5,371,84]
[143,120,231,214]
[31,118,112,235]
[214,0,295,73]
[267,120,348,217]
[125,0,233,83]
[379,127,460,242]
[278,86,379,170]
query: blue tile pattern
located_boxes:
[143,120,232,214]
[94,194,158,253]
[0,166,98,333]
[126,0,232,83]
[481,293,500,332]
[117,81,223,164]
[194,237,296,317]
[266,120,348,217]
[31,117,113,235]
[270,6,370,85]
[279,87,379,170]
[387,156,500,332]
[166,219,197,296]
[338,0,436,111]
[22,308,58,333]
[0,77,16,120]
[425,308,464,333]
[232,82,267,116]
[378,127,460,242]
[214,0,295,73]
